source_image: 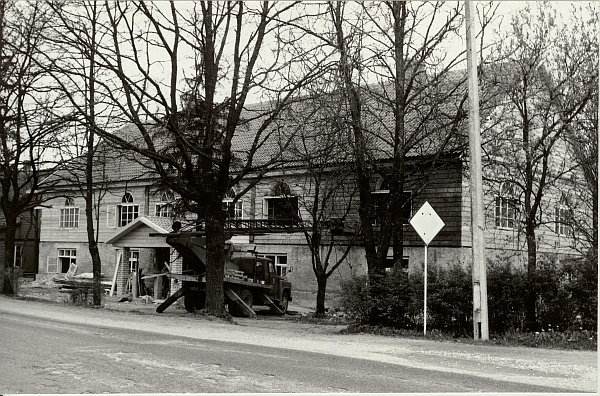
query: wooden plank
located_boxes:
[109,251,122,297]
[224,287,256,318]
[141,273,169,280]
[156,287,186,313]
[262,293,283,315]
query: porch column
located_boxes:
[169,247,182,296]
[117,247,130,297]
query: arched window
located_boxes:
[60,197,79,229]
[272,181,292,197]
[122,192,134,204]
[555,194,572,236]
[222,188,243,220]
[495,182,517,229]
[119,192,138,226]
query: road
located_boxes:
[0,297,596,393]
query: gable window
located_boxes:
[372,179,412,226]
[60,197,79,229]
[155,191,174,218]
[495,182,517,229]
[265,182,299,226]
[222,188,243,220]
[555,194,572,236]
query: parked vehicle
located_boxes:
[156,231,292,317]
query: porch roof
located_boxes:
[107,216,174,248]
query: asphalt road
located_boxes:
[0,297,596,393]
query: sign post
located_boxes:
[409,201,445,335]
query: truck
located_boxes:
[155,231,292,317]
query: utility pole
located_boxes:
[465,1,489,340]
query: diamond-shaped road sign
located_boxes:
[409,201,445,246]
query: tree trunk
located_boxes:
[204,209,226,315]
[86,2,102,306]
[524,225,538,331]
[316,276,327,316]
[1,217,18,295]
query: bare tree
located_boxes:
[563,3,598,255]
[485,3,597,330]
[281,87,358,315]
[299,2,498,279]
[42,1,114,305]
[0,0,67,295]
[46,1,321,315]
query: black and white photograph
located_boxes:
[0,1,597,393]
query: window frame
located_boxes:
[555,194,572,236]
[14,245,23,267]
[495,182,518,229]
[259,253,288,277]
[155,191,175,218]
[222,188,243,220]
[59,197,79,229]
[264,196,300,225]
[58,248,77,273]
[371,180,412,226]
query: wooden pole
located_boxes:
[465,1,489,340]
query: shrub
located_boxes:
[341,252,598,337]
[487,258,526,333]
[427,263,472,336]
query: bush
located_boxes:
[342,252,598,337]
[487,258,526,333]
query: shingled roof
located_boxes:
[47,69,470,188]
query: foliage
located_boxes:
[342,255,598,337]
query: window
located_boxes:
[222,188,243,220]
[555,194,572,236]
[155,191,174,218]
[495,182,517,229]
[372,179,412,226]
[128,250,140,273]
[60,197,79,228]
[260,254,288,276]
[14,245,22,267]
[265,182,299,226]
[58,249,76,273]
[119,193,139,226]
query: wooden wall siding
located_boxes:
[459,164,584,257]
[247,159,464,248]
[39,185,150,244]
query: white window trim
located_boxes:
[223,198,244,220]
[259,253,288,277]
[14,245,23,267]
[60,206,80,229]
